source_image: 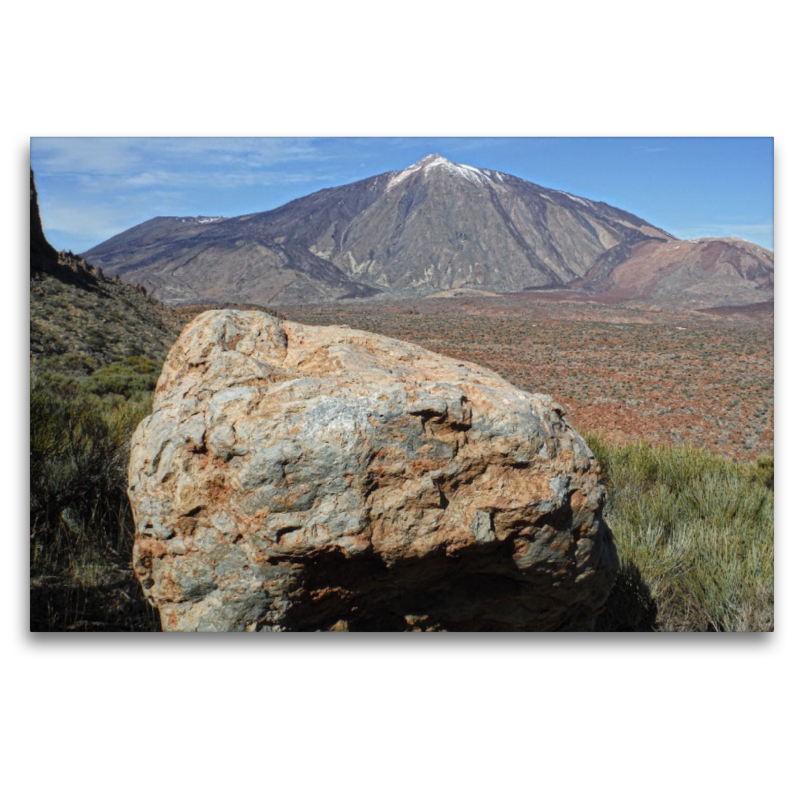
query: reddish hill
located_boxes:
[575,237,773,308]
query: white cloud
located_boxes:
[31,137,327,186]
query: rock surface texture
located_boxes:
[129,310,618,631]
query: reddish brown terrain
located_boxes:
[283,294,773,461]
[575,236,773,308]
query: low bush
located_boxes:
[585,433,774,632]
[82,356,161,399]
[29,376,160,631]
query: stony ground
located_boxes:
[282,294,773,461]
[30,270,185,367]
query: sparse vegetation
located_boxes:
[30,361,161,631]
[30,270,186,367]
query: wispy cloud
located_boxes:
[75,167,341,193]
[32,137,328,186]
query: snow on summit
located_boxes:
[386,155,601,210]
[387,154,495,190]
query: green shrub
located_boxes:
[82,356,160,399]
[40,352,100,376]
[31,382,118,570]
[86,328,108,352]
[29,378,159,631]
[584,433,774,632]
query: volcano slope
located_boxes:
[83,154,678,306]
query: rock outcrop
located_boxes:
[30,168,59,277]
[129,310,618,631]
[31,168,105,287]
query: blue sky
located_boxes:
[30,137,774,252]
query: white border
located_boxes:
[4,3,796,798]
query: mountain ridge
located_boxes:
[81,154,771,309]
[30,168,186,365]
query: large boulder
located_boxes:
[129,310,618,631]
